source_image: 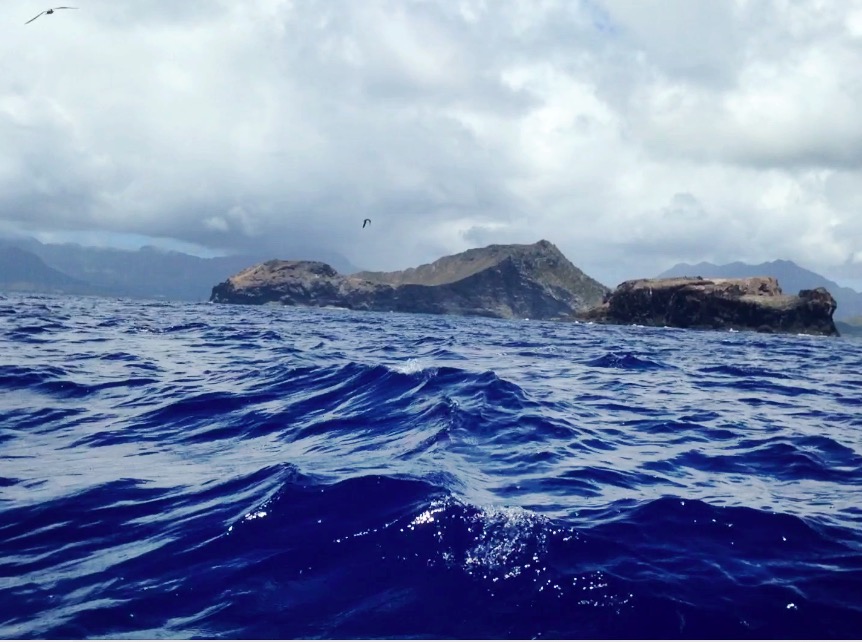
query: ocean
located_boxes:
[1,292,861,639]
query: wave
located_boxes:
[2,294,862,638]
[583,351,672,370]
[7,470,859,639]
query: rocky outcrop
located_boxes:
[210,240,609,320]
[579,276,839,336]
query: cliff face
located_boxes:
[580,276,839,336]
[210,240,609,320]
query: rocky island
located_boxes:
[210,240,609,320]
[578,276,839,336]
[210,242,840,336]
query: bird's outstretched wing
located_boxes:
[25,10,48,24]
[26,7,77,23]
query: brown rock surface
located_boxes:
[579,276,839,336]
[210,240,609,320]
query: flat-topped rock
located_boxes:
[579,276,838,336]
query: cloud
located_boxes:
[2,0,862,289]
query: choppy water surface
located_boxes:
[1,293,861,639]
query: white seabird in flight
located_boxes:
[26,6,77,24]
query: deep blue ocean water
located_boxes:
[1,292,861,639]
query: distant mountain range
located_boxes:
[0,246,97,295]
[0,237,359,301]
[658,259,862,322]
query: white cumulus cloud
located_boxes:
[1,0,862,288]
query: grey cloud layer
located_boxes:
[2,0,862,287]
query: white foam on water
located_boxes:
[392,358,428,375]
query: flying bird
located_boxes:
[26,6,77,24]
[362,218,371,228]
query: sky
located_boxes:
[3,0,862,289]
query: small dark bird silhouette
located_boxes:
[26,6,77,24]
[362,218,371,228]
